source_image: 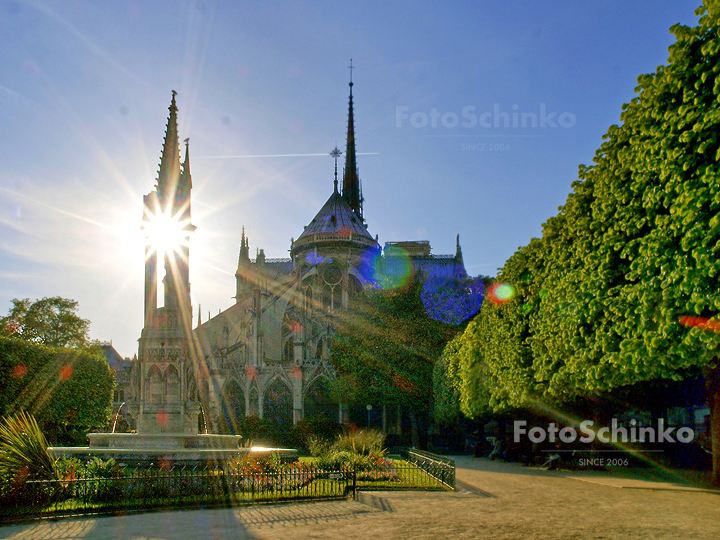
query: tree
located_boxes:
[1,297,91,349]
[330,280,458,446]
[440,1,720,484]
[0,336,113,440]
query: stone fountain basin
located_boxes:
[49,433,298,466]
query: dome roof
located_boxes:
[292,190,377,253]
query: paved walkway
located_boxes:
[1,458,719,539]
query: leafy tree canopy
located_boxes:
[0,336,113,434]
[0,297,91,349]
[330,280,458,412]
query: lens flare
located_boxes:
[679,316,720,333]
[421,272,484,324]
[487,283,515,305]
[13,364,28,379]
[156,410,169,427]
[144,212,189,256]
[305,252,325,265]
[59,365,73,380]
[359,245,413,290]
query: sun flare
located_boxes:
[143,212,190,256]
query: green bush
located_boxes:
[308,429,388,471]
[0,336,114,439]
[332,429,385,456]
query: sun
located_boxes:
[143,211,190,256]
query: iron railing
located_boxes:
[1,456,454,523]
[396,448,456,490]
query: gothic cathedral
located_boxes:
[132,80,467,437]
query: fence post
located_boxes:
[352,464,357,500]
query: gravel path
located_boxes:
[1,457,719,539]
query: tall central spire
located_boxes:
[342,60,362,219]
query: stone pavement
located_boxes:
[1,457,719,540]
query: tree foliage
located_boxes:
[436,2,720,481]
[1,297,91,349]
[0,336,113,434]
[330,280,458,413]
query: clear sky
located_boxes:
[0,0,703,358]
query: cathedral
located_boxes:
[128,78,468,438]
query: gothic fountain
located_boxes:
[49,92,295,467]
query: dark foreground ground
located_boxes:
[1,457,719,540]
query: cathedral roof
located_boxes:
[293,189,376,249]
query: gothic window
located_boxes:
[283,338,294,363]
[248,387,259,417]
[348,274,362,299]
[220,379,245,434]
[282,309,299,363]
[320,285,332,309]
[305,287,313,310]
[147,365,163,408]
[167,365,181,405]
[263,378,293,432]
[304,377,334,422]
[315,339,324,360]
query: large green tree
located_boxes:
[440,1,720,484]
[0,336,114,440]
[1,297,91,349]
[330,280,457,446]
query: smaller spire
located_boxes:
[237,226,251,268]
[183,138,191,174]
[330,145,342,193]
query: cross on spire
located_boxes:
[348,58,354,85]
[330,145,342,193]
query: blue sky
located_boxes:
[0,0,702,357]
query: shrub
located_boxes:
[306,436,332,458]
[332,429,386,456]
[0,411,58,504]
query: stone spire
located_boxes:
[179,137,192,218]
[157,91,181,215]
[238,227,250,267]
[342,60,362,219]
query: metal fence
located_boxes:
[1,456,455,523]
[396,448,456,490]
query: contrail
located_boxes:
[0,186,113,231]
[196,152,380,159]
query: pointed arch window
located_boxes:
[147,365,163,408]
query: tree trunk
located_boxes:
[706,362,720,486]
